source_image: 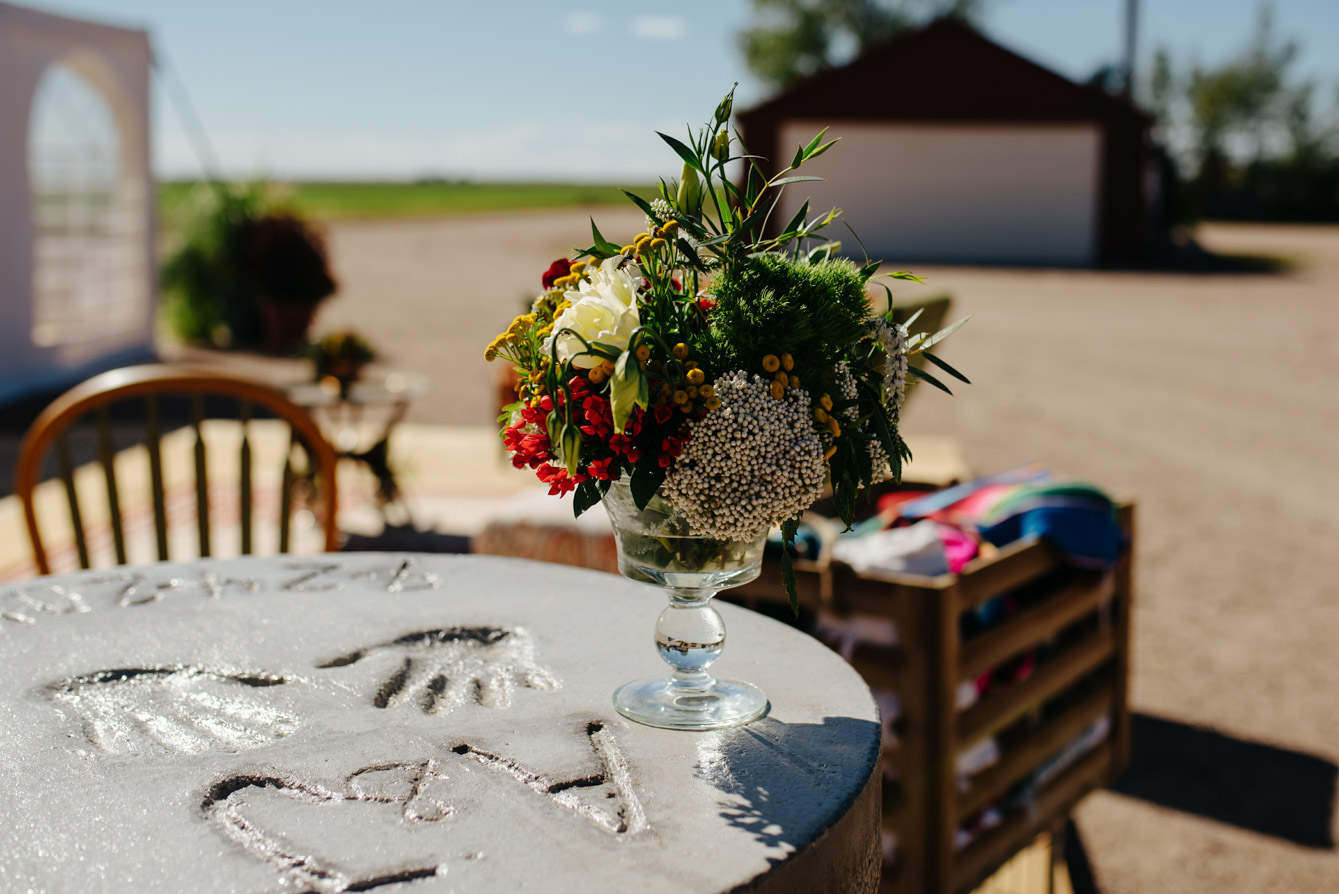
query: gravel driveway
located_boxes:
[276,211,1339,892]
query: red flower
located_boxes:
[542,258,572,290]
[653,403,673,424]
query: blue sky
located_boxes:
[18,0,1339,181]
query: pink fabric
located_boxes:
[936,524,979,574]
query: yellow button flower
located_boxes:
[686,368,705,386]
[761,354,781,372]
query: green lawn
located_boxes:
[157,180,656,230]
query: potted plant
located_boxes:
[308,329,376,397]
[161,183,337,353]
[236,211,338,354]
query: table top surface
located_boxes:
[0,554,879,893]
[286,371,429,408]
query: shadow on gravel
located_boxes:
[1110,712,1337,849]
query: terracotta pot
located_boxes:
[262,302,319,355]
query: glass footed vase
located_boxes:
[602,480,770,730]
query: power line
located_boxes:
[150,46,225,186]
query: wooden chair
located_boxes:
[15,364,340,575]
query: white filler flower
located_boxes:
[544,257,642,368]
[662,371,825,540]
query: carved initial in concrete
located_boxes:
[202,722,643,893]
[317,626,559,715]
[48,666,299,756]
[451,721,647,836]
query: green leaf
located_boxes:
[629,460,665,511]
[801,127,832,160]
[898,306,925,328]
[734,195,778,242]
[907,365,954,395]
[678,238,708,271]
[877,270,926,284]
[573,479,602,518]
[745,165,764,206]
[781,517,800,616]
[657,131,704,174]
[921,351,971,384]
[790,143,805,169]
[806,241,841,263]
[779,199,810,241]
[915,315,971,352]
[582,217,622,258]
[769,175,824,188]
[805,138,839,162]
[859,259,882,280]
[621,189,657,221]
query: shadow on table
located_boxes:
[696,714,880,861]
[1110,712,1337,849]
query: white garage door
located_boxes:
[773,121,1101,266]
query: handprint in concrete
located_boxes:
[317,626,560,715]
[48,666,300,755]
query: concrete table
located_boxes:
[0,554,881,893]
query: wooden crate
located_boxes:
[730,503,1135,894]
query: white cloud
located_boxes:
[629,15,687,40]
[562,11,602,35]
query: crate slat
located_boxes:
[956,687,1113,820]
[958,630,1115,745]
[952,747,1113,892]
[958,572,1115,681]
[956,538,1062,610]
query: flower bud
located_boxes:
[609,350,646,433]
[713,130,730,163]
[714,92,733,125]
[560,421,582,476]
[676,162,702,212]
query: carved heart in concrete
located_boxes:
[203,722,645,892]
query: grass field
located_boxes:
[158,180,657,230]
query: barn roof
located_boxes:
[737,17,1151,128]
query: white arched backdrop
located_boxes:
[0,2,154,404]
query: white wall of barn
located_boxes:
[774,121,1102,266]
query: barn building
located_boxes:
[736,18,1155,266]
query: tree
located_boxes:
[1158,5,1305,173]
[1146,3,1339,220]
[739,0,986,90]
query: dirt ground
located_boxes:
[308,211,1339,892]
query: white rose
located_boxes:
[545,292,640,369]
[571,255,641,308]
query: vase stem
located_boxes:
[603,480,769,730]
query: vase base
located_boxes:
[612,676,769,730]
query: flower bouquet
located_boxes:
[486,88,967,728]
